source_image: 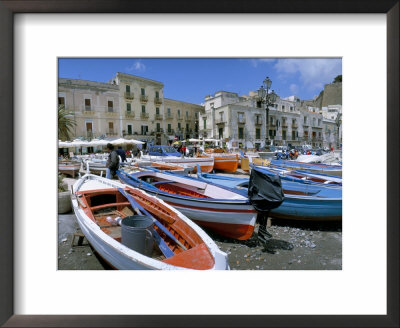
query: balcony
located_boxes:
[154,114,163,120]
[156,128,164,133]
[140,95,148,103]
[269,122,276,128]
[237,117,246,124]
[105,110,118,117]
[282,123,288,128]
[140,112,149,119]
[292,122,298,128]
[216,118,226,124]
[166,113,174,120]
[85,105,92,111]
[125,111,135,118]
[83,109,95,115]
[255,117,263,125]
[177,115,183,121]
[154,97,162,105]
[167,129,175,135]
[106,131,118,136]
[124,92,134,100]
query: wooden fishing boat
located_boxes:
[140,155,214,173]
[58,160,81,178]
[71,174,229,270]
[196,167,342,221]
[270,159,342,177]
[199,153,239,173]
[117,168,258,240]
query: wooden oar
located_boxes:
[118,188,187,252]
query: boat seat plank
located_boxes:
[90,202,131,211]
[151,180,176,186]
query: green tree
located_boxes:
[333,75,342,83]
[58,105,76,141]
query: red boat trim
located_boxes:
[166,201,257,213]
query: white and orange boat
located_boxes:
[140,155,214,173]
[200,152,239,173]
[117,168,258,240]
[71,174,229,270]
[58,160,81,177]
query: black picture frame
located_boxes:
[1,1,398,327]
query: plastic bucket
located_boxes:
[121,215,154,256]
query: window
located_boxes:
[108,100,113,112]
[313,118,316,126]
[85,99,91,111]
[126,85,130,92]
[155,91,159,98]
[290,106,294,111]
[127,124,132,135]
[58,97,65,106]
[168,124,171,133]
[186,123,189,131]
[141,88,145,95]
[167,108,171,116]
[203,119,206,129]
[108,122,114,133]
[238,127,244,139]
[256,128,260,139]
[210,103,214,109]
[156,123,161,132]
[177,109,181,118]
[178,122,181,130]
[304,117,307,124]
[86,122,93,137]
[282,105,285,110]
[292,131,296,140]
[282,130,286,140]
[186,111,188,118]
[219,127,224,139]
[141,125,148,135]
[318,119,321,126]
[156,107,160,115]
[126,103,131,112]
[142,105,146,113]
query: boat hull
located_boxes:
[117,171,257,240]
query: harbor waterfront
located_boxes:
[58,168,342,270]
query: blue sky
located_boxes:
[58,58,341,105]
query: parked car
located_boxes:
[148,145,181,157]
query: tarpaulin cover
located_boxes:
[248,167,284,212]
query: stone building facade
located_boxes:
[58,73,204,145]
[199,90,338,151]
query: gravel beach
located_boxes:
[58,174,342,270]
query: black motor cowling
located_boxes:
[248,167,284,213]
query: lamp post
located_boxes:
[258,77,277,147]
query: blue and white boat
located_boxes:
[269,159,342,177]
[196,167,342,221]
[116,167,258,240]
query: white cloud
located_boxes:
[248,58,277,68]
[289,84,299,95]
[274,58,341,92]
[126,61,146,72]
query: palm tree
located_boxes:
[58,105,76,141]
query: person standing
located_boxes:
[116,146,127,162]
[106,143,120,179]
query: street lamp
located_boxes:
[258,76,277,147]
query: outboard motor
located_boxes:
[248,167,285,250]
